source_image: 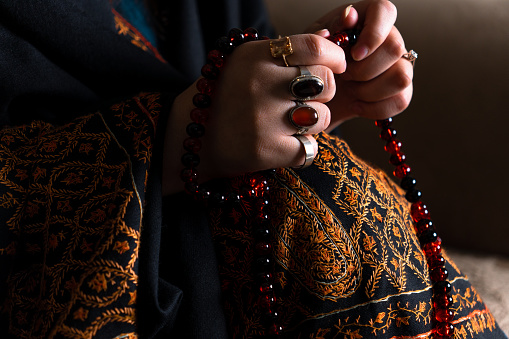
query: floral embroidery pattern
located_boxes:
[208,132,502,338]
[0,93,161,338]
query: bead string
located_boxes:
[376,118,455,338]
[180,27,454,337]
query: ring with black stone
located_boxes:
[289,66,324,101]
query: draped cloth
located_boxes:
[0,0,506,338]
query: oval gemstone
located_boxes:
[292,77,324,99]
[291,106,319,127]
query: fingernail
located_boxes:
[352,46,368,61]
[343,5,353,20]
[315,29,330,38]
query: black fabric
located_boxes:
[0,0,273,337]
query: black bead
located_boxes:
[347,29,360,45]
[215,36,234,54]
[186,123,205,138]
[419,230,438,245]
[181,152,200,167]
[255,256,272,268]
[375,118,393,128]
[243,27,259,42]
[254,227,271,239]
[400,176,417,190]
[226,192,241,204]
[192,93,211,108]
[416,219,434,233]
[228,28,245,46]
[405,188,422,202]
[210,192,226,206]
[433,280,452,294]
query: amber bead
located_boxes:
[435,309,455,322]
[183,137,202,153]
[375,118,393,128]
[330,32,349,47]
[243,27,259,41]
[192,93,211,108]
[384,139,402,154]
[435,322,454,337]
[410,201,430,223]
[423,240,442,257]
[186,122,205,138]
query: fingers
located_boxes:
[275,34,346,74]
[351,0,398,61]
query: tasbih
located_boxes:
[180,27,454,338]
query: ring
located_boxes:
[289,66,324,101]
[293,134,315,169]
[288,101,319,135]
[270,36,293,67]
[402,50,418,67]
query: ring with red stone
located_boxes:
[288,101,319,135]
[289,66,324,101]
[293,134,315,169]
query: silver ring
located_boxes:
[402,50,418,67]
[289,66,324,101]
[293,134,315,169]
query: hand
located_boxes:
[307,0,414,129]
[163,33,346,195]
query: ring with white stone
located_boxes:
[402,50,418,67]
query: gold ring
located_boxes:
[270,36,293,67]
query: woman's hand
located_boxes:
[163,33,346,195]
[307,0,414,129]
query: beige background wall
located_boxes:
[264,0,509,256]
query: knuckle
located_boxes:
[381,1,398,19]
[386,36,406,59]
[303,34,327,58]
[394,70,412,91]
[322,68,336,100]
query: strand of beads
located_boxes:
[180,27,283,336]
[376,118,455,338]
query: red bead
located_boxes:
[380,128,397,141]
[393,163,411,179]
[435,309,455,322]
[201,63,220,79]
[258,282,274,294]
[329,32,349,47]
[389,152,406,165]
[183,137,202,153]
[435,322,454,337]
[375,118,393,128]
[192,93,211,108]
[267,323,284,335]
[423,241,442,258]
[206,49,224,68]
[433,293,453,309]
[180,168,199,183]
[184,182,199,195]
[196,77,216,95]
[190,108,210,124]
[228,28,244,46]
[411,201,430,223]
[416,219,433,234]
[243,27,259,41]
[290,106,319,127]
[431,267,449,282]
[258,294,276,309]
[384,139,402,154]
[427,254,445,270]
[255,241,272,255]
